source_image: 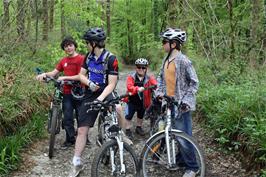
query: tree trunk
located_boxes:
[106,0,111,38]
[168,0,177,27]
[228,0,235,61]
[263,0,266,65]
[26,1,32,37]
[34,0,39,43]
[178,0,183,27]
[42,0,49,41]
[160,1,169,32]
[49,0,55,31]
[17,0,26,41]
[152,0,159,41]
[140,1,147,48]
[126,0,133,62]
[61,0,66,39]
[3,0,10,29]
[249,0,262,66]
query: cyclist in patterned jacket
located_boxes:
[157,27,199,177]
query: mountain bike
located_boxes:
[85,93,139,177]
[139,95,205,177]
[144,94,162,136]
[35,68,82,159]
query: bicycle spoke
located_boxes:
[91,140,138,177]
[141,131,205,177]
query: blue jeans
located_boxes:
[62,94,81,143]
[172,108,199,172]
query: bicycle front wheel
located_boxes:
[149,115,164,136]
[140,130,205,177]
[91,139,139,177]
[48,106,59,159]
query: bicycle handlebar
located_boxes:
[85,93,131,111]
[160,95,179,107]
[141,85,156,91]
[35,67,81,87]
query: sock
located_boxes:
[72,156,81,166]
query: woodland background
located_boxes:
[0,0,265,176]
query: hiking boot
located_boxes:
[135,126,145,136]
[125,129,134,140]
[182,170,196,177]
[69,164,84,177]
[61,141,75,150]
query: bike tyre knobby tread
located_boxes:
[48,107,59,159]
[140,130,205,177]
[91,139,139,177]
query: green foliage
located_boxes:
[110,0,166,64]
[0,0,265,175]
[197,57,266,169]
[0,46,52,136]
[61,0,103,42]
[0,113,46,176]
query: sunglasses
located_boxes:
[136,66,147,70]
[162,40,169,45]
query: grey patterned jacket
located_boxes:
[156,52,199,111]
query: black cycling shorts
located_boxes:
[125,102,145,120]
[78,90,118,128]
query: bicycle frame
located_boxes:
[148,96,181,168]
[95,101,127,175]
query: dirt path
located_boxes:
[11,69,247,177]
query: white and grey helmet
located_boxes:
[161,28,186,43]
[135,58,149,66]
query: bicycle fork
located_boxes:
[110,135,125,175]
[165,108,176,167]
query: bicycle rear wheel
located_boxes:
[140,130,205,177]
[48,106,59,159]
[91,139,139,177]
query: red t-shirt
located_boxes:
[56,54,84,94]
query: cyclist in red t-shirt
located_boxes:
[36,36,85,149]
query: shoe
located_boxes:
[69,164,84,177]
[182,170,196,177]
[135,126,145,136]
[61,141,75,150]
[122,131,133,145]
[125,129,134,140]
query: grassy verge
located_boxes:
[0,43,56,175]
[0,112,47,176]
[195,56,266,175]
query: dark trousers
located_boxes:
[62,94,81,143]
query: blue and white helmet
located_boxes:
[161,28,186,43]
[135,58,149,66]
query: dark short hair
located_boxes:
[60,36,78,50]
[170,39,181,50]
